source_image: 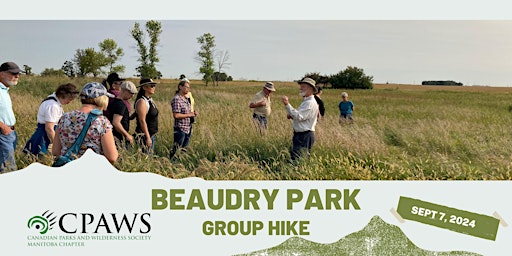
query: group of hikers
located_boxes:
[0,61,354,173]
[0,61,200,172]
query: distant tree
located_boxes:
[23,65,32,76]
[330,66,373,89]
[303,72,330,87]
[98,38,125,75]
[213,72,229,82]
[195,33,216,86]
[227,76,233,81]
[317,75,330,87]
[40,68,66,77]
[61,60,77,78]
[303,72,321,82]
[131,20,162,78]
[74,48,106,77]
[214,50,231,86]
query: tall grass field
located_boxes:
[11,76,512,180]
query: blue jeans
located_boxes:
[169,127,191,159]
[134,133,156,155]
[0,130,17,173]
[291,131,315,160]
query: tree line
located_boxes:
[421,80,463,86]
[33,20,374,88]
[36,21,231,85]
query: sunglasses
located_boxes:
[145,84,156,88]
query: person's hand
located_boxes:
[193,110,198,117]
[0,125,11,135]
[146,137,152,148]
[282,96,289,105]
[126,134,134,144]
[287,113,292,120]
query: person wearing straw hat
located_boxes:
[0,62,23,172]
[249,82,276,134]
[282,77,319,160]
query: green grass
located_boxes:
[11,76,512,180]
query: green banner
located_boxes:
[396,196,500,241]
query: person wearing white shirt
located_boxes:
[23,83,79,156]
[282,77,319,160]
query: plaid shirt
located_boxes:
[171,94,192,133]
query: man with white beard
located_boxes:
[0,62,23,173]
[282,77,319,160]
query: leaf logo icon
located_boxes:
[27,210,56,234]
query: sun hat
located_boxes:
[139,77,158,87]
[121,81,137,94]
[80,82,115,99]
[297,77,317,93]
[263,82,276,92]
[0,62,23,73]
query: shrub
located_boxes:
[330,66,373,89]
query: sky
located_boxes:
[3,1,512,86]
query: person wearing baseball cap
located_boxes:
[102,73,126,95]
[249,81,276,134]
[102,73,127,117]
[281,77,319,160]
[0,62,23,172]
[105,81,138,148]
[52,82,118,164]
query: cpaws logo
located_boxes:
[26,210,151,234]
[27,210,56,234]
